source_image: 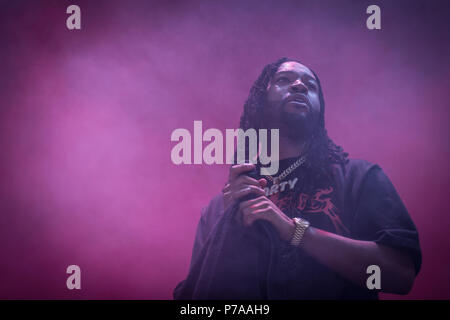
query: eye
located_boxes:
[276,77,289,84]
[307,82,317,90]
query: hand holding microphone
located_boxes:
[222,163,267,225]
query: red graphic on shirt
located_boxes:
[268,185,349,235]
[298,186,349,235]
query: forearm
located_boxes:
[271,214,414,294]
[299,226,415,294]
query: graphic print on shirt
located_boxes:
[268,183,349,235]
[298,186,349,235]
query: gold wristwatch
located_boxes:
[290,217,310,247]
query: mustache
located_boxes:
[283,95,311,107]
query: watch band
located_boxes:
[290,217,310,247]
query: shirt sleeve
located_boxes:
[351,165,422,275]
[187,194,224,269]
[188,207,209,270]
[173,206,211,299]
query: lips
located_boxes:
[284,95,310,110]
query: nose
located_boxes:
[289,79,307,93]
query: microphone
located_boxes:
[235,164,271,232]
[239,164,262,202]
[231,164,265,227]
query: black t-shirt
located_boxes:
[173,158,422,300]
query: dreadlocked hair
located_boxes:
[239,57,349,201]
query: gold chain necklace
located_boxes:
[264,155,307,185]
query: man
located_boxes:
[173,58,421,299]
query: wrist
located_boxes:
[268,208,305,243]
[272,214,296,242]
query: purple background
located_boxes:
[0,0,449,299]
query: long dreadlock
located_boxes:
[239,57,349,200]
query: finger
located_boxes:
[223,191,232,198]
[223,191,233,205]
[243,216,252,227]
[243,211,262,226]
[222,183,231,193]
[229,163,255,180]
[233,186,265,200]
[234,175,260,188]
[243,208,269,226]
[239,196,266,210]
[241,203,269,219]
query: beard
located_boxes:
[279,108,315,140]
[261,99,319,141]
